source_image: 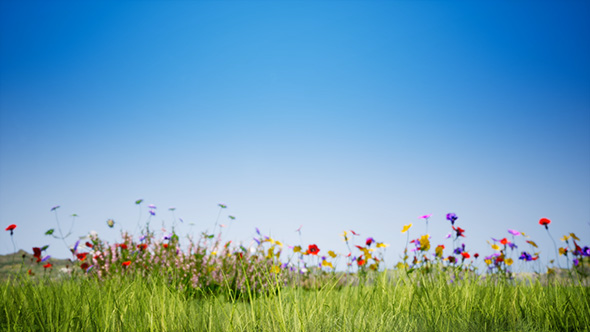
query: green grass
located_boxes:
[2,271,589,331]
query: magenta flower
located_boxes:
[508,229,520,236]
[418,214,432,219]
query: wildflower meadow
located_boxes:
[1,201,589,331]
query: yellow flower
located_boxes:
[396,262,408,269]
[561,235,570,242]
[401,224,413,233]
[293,245,302,253]
[266,248,274,259]
[275,240,283,247]
[559,247,567,255]
[491,244,500,250]
[526,240,538,248]
[322,260,334,268]
[328,250,337,258]
[419,234,430,251]
[376,242,389,248]
[506,258,513,266]
[270,265,280,274]
[547,267,555,275]
[342,231,349,242]
[570,233,580,241]
[435,245,444,257]
[211,251,217,256]
[484,259,492,265]
[369,263,378,271]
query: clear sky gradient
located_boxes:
[1,1,589,272]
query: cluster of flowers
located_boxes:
[4,205,590,291]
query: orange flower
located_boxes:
[461,252,470,259]
[122,261,131,267]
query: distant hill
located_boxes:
[0,250,73,280]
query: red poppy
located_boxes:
[448,256,456,263]
[85,242,93,248]
[80,263,89,270]
[307,244,320,255]
[366,237,375,246]
[539,218,551,229]
[118,243,128,250]
[43,263,52,269]
[122,261,131,267]
[461,252,470,259]
[137,244,148,251]
[474,253,479,259]
[357,257,366,266]
[5,224,16,231]
[496,256,504,264]
[350,230,360,236]
[28,269,34,276]
[163,244,169,249]
[452,226,465,237]
[500,238,509,245]
[76,253,88,261]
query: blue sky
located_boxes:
[1,1,589,272]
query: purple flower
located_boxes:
[148,204,157,209]
[253,238,260,245]
[41,255,51,262]
[573,259,580,266]
[73,240,80,253]
[508,243,518,250]
[139,235,147,242]
[163,233,173,240]
[149,210,155,216]
[255,227,261,235]
[507,229,520,236]
[51,205,60,211]
[583,247,590,257]
[446,213,458,225]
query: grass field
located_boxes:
[2,207,590,331]
[2,268,589,331]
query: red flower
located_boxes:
[163,244,169,249]
[33,247,42,262]
[539,218,551,229]
[80,263,89,270]
[307,244,320,255]
[43,263,52,269]
[137,244,148,251]
[461,252,470,259]
[85,242,93,248]
[5,224,16,231]
[452,226,465,238]
[474,253,479,259]
[357,257,366,266]
[366,237,375,246]
[500,238,509,245]
[28,269,34,276]
[118,243,128,250]
[122,261,131,267]
[76,253,88,261]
